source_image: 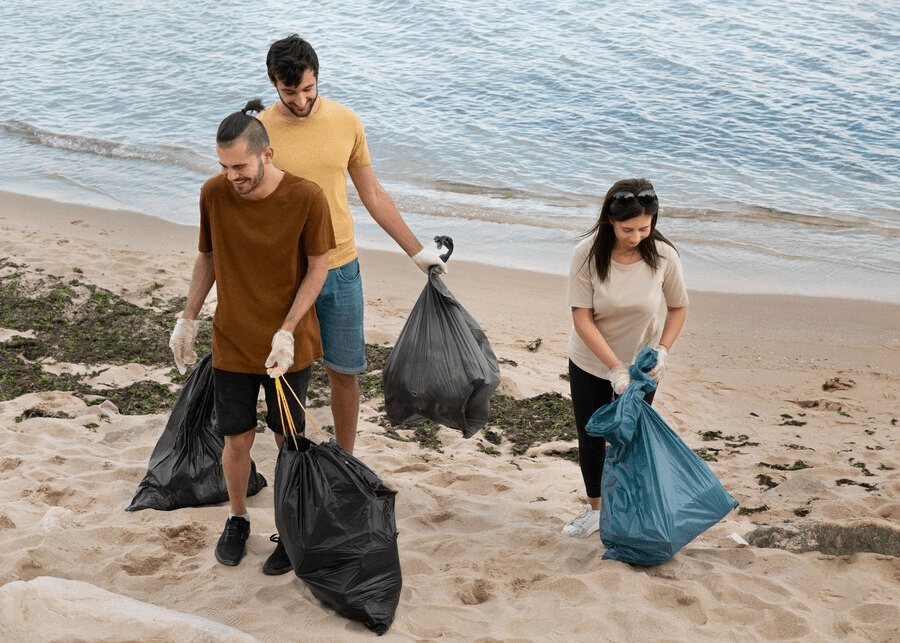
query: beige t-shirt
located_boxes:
[258,98,371,270]
[568,236,689,378]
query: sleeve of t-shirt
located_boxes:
[347,112,372,170]
[661,245,689,307]
[198,184,213,254]
[302,186,337,256]
[568,239,595,309]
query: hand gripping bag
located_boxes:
[586,347,739,565]
[274,436,402,635]
[383,236,500,438]
[126,354,267,511]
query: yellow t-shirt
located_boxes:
[259,98,371,270]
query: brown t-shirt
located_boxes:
[199,172,335,374]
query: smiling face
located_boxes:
[274,69,319,120]
[217,139,267,198]
[612,214,653,252]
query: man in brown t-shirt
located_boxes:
[169,100,335,571]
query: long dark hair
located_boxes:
[583,177,676,281]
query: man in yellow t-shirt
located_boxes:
[259,34,447,457]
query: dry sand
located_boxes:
[1,191,899,642]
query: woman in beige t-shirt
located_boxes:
[562,178,688,538]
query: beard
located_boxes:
[281,93,318,119]
[230,159,265,196]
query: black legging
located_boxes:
[568,359,656,498]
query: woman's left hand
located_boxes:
[647,346,667,380]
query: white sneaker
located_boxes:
[562,505,600,538]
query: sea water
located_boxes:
[1,0,898,302]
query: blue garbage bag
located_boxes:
[586,347,739,565]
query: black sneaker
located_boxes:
[215,516,250,566]
[262,534,292,576]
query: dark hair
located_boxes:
[216,99,269,155]
[267,34,319,87]
[583,178,676,282]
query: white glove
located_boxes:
[169,318,199,375]
[412,248,448,275]
[609,366,631,396]
[265,329,295,378]
[647,345,668,380]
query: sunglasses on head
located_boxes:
[610,189,658,210]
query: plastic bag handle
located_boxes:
[433,235,453,263]
[275,375,322,449]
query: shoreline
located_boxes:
[2,189,900,641]
[5,187,900,306]
[3,189,899,383]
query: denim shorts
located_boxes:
[213,367,311,436]
[315,258,367,375]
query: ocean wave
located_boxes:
[0,121,214,175]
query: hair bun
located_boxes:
[241,98,265,115]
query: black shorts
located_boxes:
[212,367,312,437]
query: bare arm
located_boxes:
[279,252,330,333]
[348,164,424,257]
[658,305,687,351]
[181,252,215,319]
[572,307,624,373]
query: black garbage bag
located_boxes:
[274,437,401,635]
[586,347,739,565]
[126,354,267,511]
[382,236,500,438]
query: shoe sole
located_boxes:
[215,548,245,566]
[262,563,292,576]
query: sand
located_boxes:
[1,190,899,642]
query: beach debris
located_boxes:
[758,460,811,471]
[0,328,36,343]
[19,407,73,421]
[694,447,720,462]
[728,532,749,547]
[525,337,542,352]
[744,520,900,557]
[97,399,120,419]
[835,479,878,491]
[822,377,855,391]
[796,399,845,412]
[756,474,780,489]
[40,506,82,532]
